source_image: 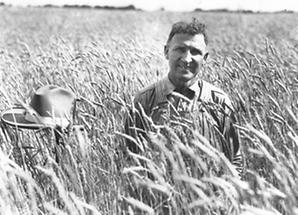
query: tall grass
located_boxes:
[0,6,298,214]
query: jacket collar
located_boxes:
[156,76,202,102]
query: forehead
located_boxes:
[169,33,207,49]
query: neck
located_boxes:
[168,75,199,90]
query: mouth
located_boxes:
[177,61,197,73]
[177,64,194,74]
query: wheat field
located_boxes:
[0,6,298,215]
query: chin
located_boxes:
[181,75,200,86]
[175,77,191,87]
[179,74,194,82]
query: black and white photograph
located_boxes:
[0,0,297,214]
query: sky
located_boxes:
[2,0,298,12]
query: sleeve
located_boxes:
[222,99,244,179]
[210,89,244,178]
[124,93,149,154]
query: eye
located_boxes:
[190,48,202,56]
[174,47,186,53]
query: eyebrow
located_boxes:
[173,44,203,55]
[190,47,203,55]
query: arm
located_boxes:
[220,99,244,179]
[224,108,244,178]
[124,102,146,154]
[124,90,154,154]
[209,89,244,178]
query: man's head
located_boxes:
[164,19,209,89]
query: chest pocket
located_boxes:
[150,96,223,149]
[150,93,196,126]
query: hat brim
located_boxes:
[1,108,47,130]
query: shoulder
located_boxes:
[134,82,157,104]
[200,80,234,111]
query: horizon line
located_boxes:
[0,3,296,13]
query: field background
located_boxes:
[0,6,298,215]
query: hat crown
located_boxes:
[30,86,75,118]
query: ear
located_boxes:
[203,52,209,61]
[164,45,169,60]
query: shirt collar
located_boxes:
[160,76,176,96]
[160,76,202,96]
[189,79,202,94]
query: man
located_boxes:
[126,19,243,177]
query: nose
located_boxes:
[181,50,192,63]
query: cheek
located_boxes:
[194,57,204,65]
[169,51,181,61]
[168,55,179,66]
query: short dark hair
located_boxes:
[166,18,208,45]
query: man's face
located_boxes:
[165,33,208,88]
